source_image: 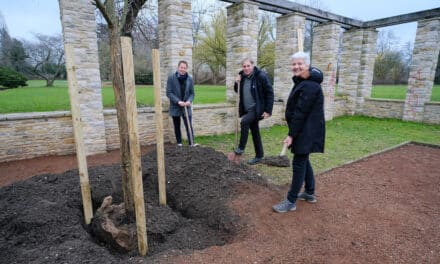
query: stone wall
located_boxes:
[0,103,285,162]
[423,102,440,124]
[58,0,106,155]
[362,99,404,119]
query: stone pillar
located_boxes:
[311,22,341,120]
[273,13,306,102]
[338,29,364,115]
[158,0,193,106]
[59,0,107,154]
[226,1,259,103]
[403,18,440,122]
[356,29,378,113]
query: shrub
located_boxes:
[135,72,153,85]
[0,67,28,88]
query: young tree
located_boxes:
[93,0,147,220]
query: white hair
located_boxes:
[291,51,310,66]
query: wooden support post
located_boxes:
[297,28,304,52]
[64,44,93,225]
[120,36,148,256]
[152,49,167,206]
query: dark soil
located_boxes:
[1,143,439,263]
[0,145,267,263]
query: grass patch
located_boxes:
[371,84,440,101]
[0,80,227,113]
[196,115,440,185]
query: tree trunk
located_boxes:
[108,24,135,220]
[46,79,54,87]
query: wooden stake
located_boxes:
[64,44,93,225]
[120,36,148,256]
[152,49,167,205]
[297,28,304,52]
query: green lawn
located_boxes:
[0,80,226,113]
[196,115,440,185]
[1,81,439,113]
[371,84,440,101]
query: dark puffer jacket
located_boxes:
[285,67,325,154]
[234,66,274,119]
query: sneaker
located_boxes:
[192,143,200,147]
[177,143,183,147]
[298,192,317,203]
[272,199,296,213]
[247,157,263,165]
[234,147,244,155]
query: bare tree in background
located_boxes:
[25,34,64,87]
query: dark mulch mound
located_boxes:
[0,145,267,263]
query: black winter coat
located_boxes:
[234,67,274,119]
[285,67,325,154]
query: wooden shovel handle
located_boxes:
[280,142,288,156]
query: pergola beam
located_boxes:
[220,0,440,29]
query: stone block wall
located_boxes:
[0,103,286,162]
[362,99,404,119]
[273,13,306,101]
[58,0,106,155]
[311,22,341,121]
[423,102,440,124]
[226,1,259,103]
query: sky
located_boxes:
[0,0,439,46]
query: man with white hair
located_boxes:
[273,51,325,213]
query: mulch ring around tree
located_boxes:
[0,145,269,263]
[0,143,439,263]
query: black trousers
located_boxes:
[287,153,315,203]
[238,110,264,158]
[172,115,194,145]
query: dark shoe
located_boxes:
[247,157,262,165]
[234,147,244,155]
[272,199,296,213]
[298,192,317,203]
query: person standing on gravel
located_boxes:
[166,60,197,146]
[273,51,325,213]
[233,58,274,165]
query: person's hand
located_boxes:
[235,74,241,83]
[178,101,186,107]
[261,112,270,119]
[185,101,191,107]
[283,136,293,147]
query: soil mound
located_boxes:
[0,145,267,263]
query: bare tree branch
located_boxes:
[121,0,147,36]
[93,0,114,27]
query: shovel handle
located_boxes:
[280,142,288,156]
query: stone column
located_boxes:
[311,22,341,120]
[158,0,193,106]
[403,18,440,122]
[337,29,364,115]
[273,13,306,102]
[356,29,378,113]
[59,0,106,154]
[226,1,259,103]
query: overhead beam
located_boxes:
[362,8,440,28]
[221,0,363,28]
[220,0,440,30]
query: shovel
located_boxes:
[184,105,197,146]
[227,80,241,164]
[262,142,290,167]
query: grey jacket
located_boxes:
[166,72,195,117]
